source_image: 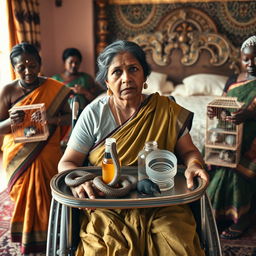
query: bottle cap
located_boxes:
[105,137,116,146]
[145,141,158,149]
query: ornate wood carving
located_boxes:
[109,0,243,3]
[95,0,109,55]
[130,8,240,73]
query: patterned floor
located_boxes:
[221,224,256,256]
[0,188,256,255]
[0,190,21,256]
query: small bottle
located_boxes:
[138,141,158,181]
[102,138,116,184]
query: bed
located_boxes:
[127,7,241,152]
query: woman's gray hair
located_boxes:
[241,35,256,52]
[96,40,151,87]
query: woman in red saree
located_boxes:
[58,40,209,256]
[0,42,71,255]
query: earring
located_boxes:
[143,82,148,89]
[107,88,113,95]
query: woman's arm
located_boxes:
[227,96,256,124]
[58,146,85,172]
[58,146,99,199]
[0,84,20,134]
[175,133,209,189]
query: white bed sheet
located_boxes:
[174,95,217,152]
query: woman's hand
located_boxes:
[70,180,105,199]
[31,110,43,122]
[207,106,217,119]
[9,109,25,124]
[226,108,254,124]
[71,84,83,94]
[71,84,95,101]
[184,163,209,190]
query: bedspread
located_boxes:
[174,95,217,152]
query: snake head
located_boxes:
[137,179,161,195]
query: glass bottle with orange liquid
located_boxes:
[102,138,117,184]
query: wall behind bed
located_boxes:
[95,1,256,84]
[106,1,256,48]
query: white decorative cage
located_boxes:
[204,97,244,168]
[9,103,49,143]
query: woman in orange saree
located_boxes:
[0,42,71,255]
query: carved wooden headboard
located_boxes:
[129,7,241,84]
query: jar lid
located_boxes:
[145,150,177,181]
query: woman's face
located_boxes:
[13,53,41,85]
[64,55,81,75]
[241,45,256,78]
[105,51,145,101]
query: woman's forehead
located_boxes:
[110,52,139,67]
[66,55,80,62]
[13,53,38,63]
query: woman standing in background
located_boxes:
[52,48,105,113]
[207,35,256,239]
[0,42,71,255]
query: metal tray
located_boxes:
[50,166,208,209]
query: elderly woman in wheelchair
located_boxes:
[57,40,210,256]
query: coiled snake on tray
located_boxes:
[65,142,137,197]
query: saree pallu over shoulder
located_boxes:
[227,79,256,178]
[227,78,256,105]
[89,93,193,166]
[2,78,71,191]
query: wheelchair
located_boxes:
[46,166,222,256]
[46,95,222,256]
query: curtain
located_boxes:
[7,0,41,79]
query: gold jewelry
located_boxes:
[143,82,148,89]
[107,88,113,95]
[18,80,29,94]
[112,98,123,126]
[188,159,205,169]
[111,95,144,126]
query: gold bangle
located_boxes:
[189,159,205,169]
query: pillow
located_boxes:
[143,71,174,95]
[182,73,228,96]
[171,84,187,96]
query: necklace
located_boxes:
[18,78,41,94]
[18,80,29,94]
[113,100,123,126]
[112,95,144,126]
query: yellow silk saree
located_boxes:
[75,93,204,256]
